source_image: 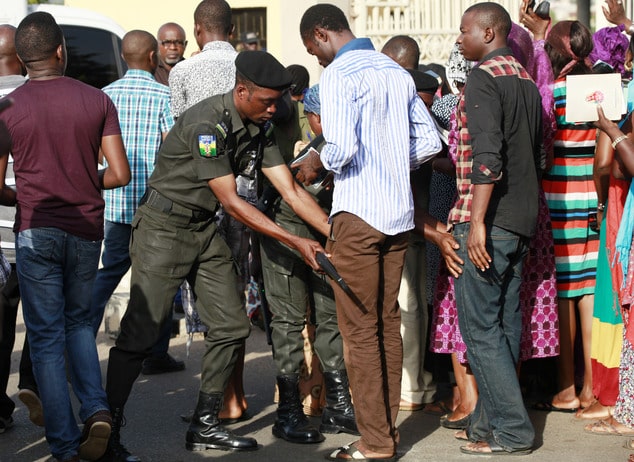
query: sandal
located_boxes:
[574,401,612,420]
[460,441,532,456]
[584,418,634,436]
[326,443,396,461]
[422,401,452,416]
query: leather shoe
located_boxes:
[80,410,112,461]
[18,388,44,427]
[141,353,185,375]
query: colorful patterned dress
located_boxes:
[542,78,599,298]
[590,177,628,406]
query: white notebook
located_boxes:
[565,73,625,123]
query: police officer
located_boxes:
[260,84,358,444]
[100,51,330,461]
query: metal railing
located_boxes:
[350,0,519,64]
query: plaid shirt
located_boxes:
[448,89,473,226]
[102,69,174,223]
[448,50,539,235]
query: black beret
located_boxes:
[407,69,440,95]
[235,51,293,90]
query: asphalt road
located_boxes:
[2,309,633,462]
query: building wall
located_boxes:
[65,0,333,84]
[65,0,619,83]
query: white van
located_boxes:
[1,2,126,88]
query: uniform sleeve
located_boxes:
[319,67,359,174]
[465,69,504,184]
[183,120,234,181]
[102,94,121,137]
[261,130,285,169]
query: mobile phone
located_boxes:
[534,1,550,19]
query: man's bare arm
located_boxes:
[100,134,131,189]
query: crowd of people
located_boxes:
[2,0,634,461]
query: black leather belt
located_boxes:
[140,188,215,222]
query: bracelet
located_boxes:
[612,134,628,149]
[597,203,605,212]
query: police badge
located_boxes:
[198,134,217,157]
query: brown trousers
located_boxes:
[326,212,409,454]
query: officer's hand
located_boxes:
[294,237,326,271]
[293,149,324,186]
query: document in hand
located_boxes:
[565,73,625,123]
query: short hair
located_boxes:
[122,30,157,66]
[300,4,350,41]
[157,22,186,41]
[194,0,232,35]
[381,35,420,70]
[15,11,63,65]
[286,64,309,96]
[464,2,512,40]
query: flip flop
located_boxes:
[532,401,578,413]
[460,441,532,456]
[422,401,452,416]
[584,419,634,436]
[574,402,612,420]
[326,443,396,461]
[440,412,472,429]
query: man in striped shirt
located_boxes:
[299,4,441,460]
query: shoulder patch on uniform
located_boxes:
[215,122,228,139]
[198,134,217,157]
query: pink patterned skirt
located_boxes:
[431,192,560,363]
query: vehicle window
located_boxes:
[60,25,126,89]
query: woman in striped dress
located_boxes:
[541,20,599,411]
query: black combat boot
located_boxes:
[320,370,360,435]
[273,374,325,444]
[185,391,258,451]
[96,407,140,462]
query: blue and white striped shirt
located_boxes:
[320,38,441,235]
[102,69,174,223]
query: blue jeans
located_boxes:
[16,227,109,461]
[90,220,132,334]
[453,223,534,451]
